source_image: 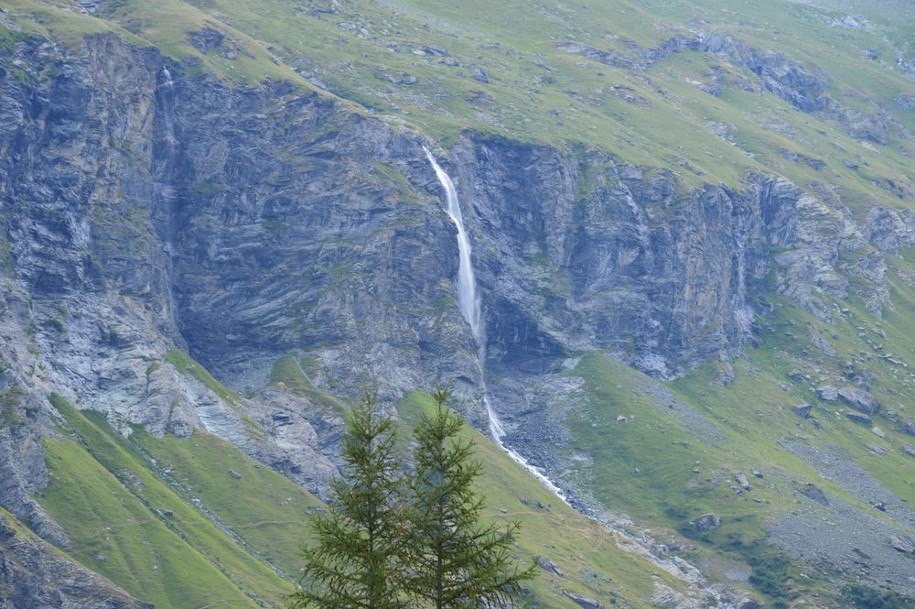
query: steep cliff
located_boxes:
[2,0,915,607]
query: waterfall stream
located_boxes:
[423,147,482,343]
[423,147,568,504]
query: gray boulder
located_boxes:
[793,402,812,418]
[890,535,915,554]
[816,385,838,401]
[538,556,564,576]
[846,411,873,425]
[838,387,880,414]
[563,591,600,609]
[469,64,490,83]
[690,513,721,531]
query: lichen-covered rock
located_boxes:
[816,385,839,401]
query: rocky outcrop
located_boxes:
[847,412,873,425]
[1,24,913,607]
[558,31,899,145]
[538,555,564,576]
[457,139,770,378]
[457,138,886,380]
[563,591,601,609]
[793,403,812,418]
[1,30,896,433]
[890,535,915,554]
[839,387,880,415]
[690,513,721,531]
[0,30,897,522]
[817,385,839,401]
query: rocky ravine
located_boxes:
[1,30,914,605]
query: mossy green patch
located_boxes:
[268,354,310,393]
[132,429,325,577]
[42,395,293,608]
[373,162,424,206]
[0,385,25,429]
[40,437,265,609]
[165,348,239,405]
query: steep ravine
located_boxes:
[1,29,914,607]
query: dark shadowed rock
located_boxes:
[800,483,829,505]
[846,412,873,425]
[793,403,812,418]
[787,369,806,381]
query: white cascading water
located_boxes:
[160,66,174,88]
[422,147,482,344]
[423,146,568,504]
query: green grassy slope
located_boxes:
[35,383,727,609]
[396,391,708,608]
[556,282,915,605]
[41,395,302,608]
[4,0,913,200]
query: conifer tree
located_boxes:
[404,389,534,609]
[290,390,408,609]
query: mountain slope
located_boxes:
[2,0,915,607]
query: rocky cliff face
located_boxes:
[1,27,901,484]
[1,27,912,605]
[455,139,888,381]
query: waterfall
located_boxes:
[159,66,174,89]
[422,147,482,343]
[423,146,569,504]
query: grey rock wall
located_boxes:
[0,29,906,606]
[1,30,898,465]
